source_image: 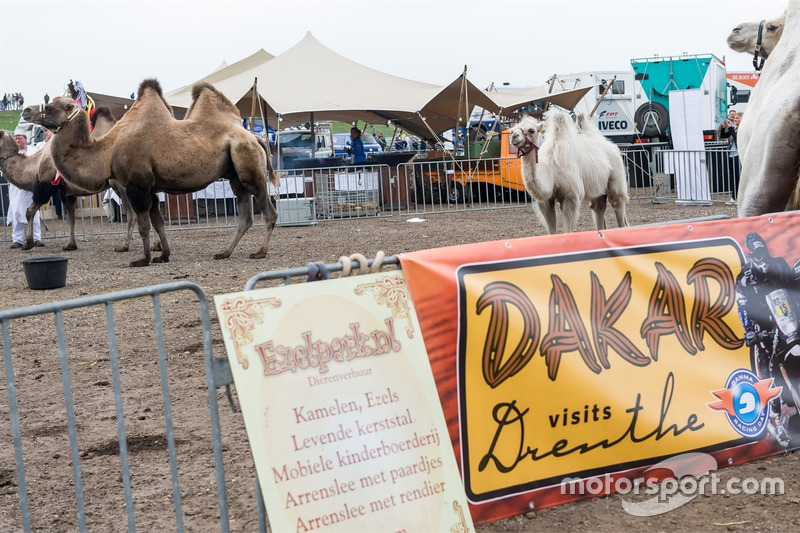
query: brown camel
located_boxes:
[0,107,133,251]
[22,78,279,267]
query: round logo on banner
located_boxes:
[724,369,769,438]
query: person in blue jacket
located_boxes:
[346,127,366,164]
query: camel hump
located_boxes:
[191,82,236,108]
[91,106,116,127]
[137,78,164,99]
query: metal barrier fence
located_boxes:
[0,282,264,532]
[0,144,739,243]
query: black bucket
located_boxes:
[21,256,69,290]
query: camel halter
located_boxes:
[753,20,769,71]
[515,130,538,162]
[29,103,81,133]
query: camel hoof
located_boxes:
[249,251,267,259]
[129,259,151,268]
[21,242,34,251]
[152,255,170,264]
[114,245,130,253]
[62,244,78,251]
[214,252,231,260]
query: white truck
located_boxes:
[548,53,729,145]
[548,71,636,143]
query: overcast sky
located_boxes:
[0,0,787,105]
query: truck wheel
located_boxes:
[447,183,470,204]
[634,102,669,138]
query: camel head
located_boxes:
[22,97,82,133]
[509,115,542,157]
[727,11,785,66]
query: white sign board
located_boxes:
[214,271,474,532]
[667,89,711,205]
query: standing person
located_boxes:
[375,131,387,151]
[719,110,741,201]
[44,92,50,104]
[7,129,43,248]
[346,126,366,164]
[67,80,95,128]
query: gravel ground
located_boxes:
[3,198,798,532]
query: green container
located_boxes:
[467,140,501,159]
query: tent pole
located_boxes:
[543,74,557,113]
[310,112,315,158]
[250,78,258,133]
[276,113,283,170]
[388,124,399,154]
[590,75,616,118]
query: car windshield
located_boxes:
[333,133,350,147]
[280,132,313,147]
[361,133,378,144]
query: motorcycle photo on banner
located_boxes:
[734,232,800,448]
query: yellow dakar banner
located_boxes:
[457,238,750,499]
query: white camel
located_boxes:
[734,0,800,217]
[575,112,630,227]
[727,9,785,69]
[509,110,629,234]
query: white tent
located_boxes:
[166,32,593,140]
[166,48,275,108]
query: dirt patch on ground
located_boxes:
[1,199,798,531]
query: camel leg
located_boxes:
[126,184,154,267]
[116,209,135,253]
[249,190,278,260]
[113,196,162,253]
[22,181,58,250]
[20,203,42,250]
[537,198,558,234]
[561,196,581,233]
[148,194,170,264]
[113,182,134,253]
[214,190,254,260]
[62,194,78,251]
[589,195,607,230]
[611,201,629,228]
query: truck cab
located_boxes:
[276,125,334,169]
[548,71,637,144]
[414,128,526,204]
